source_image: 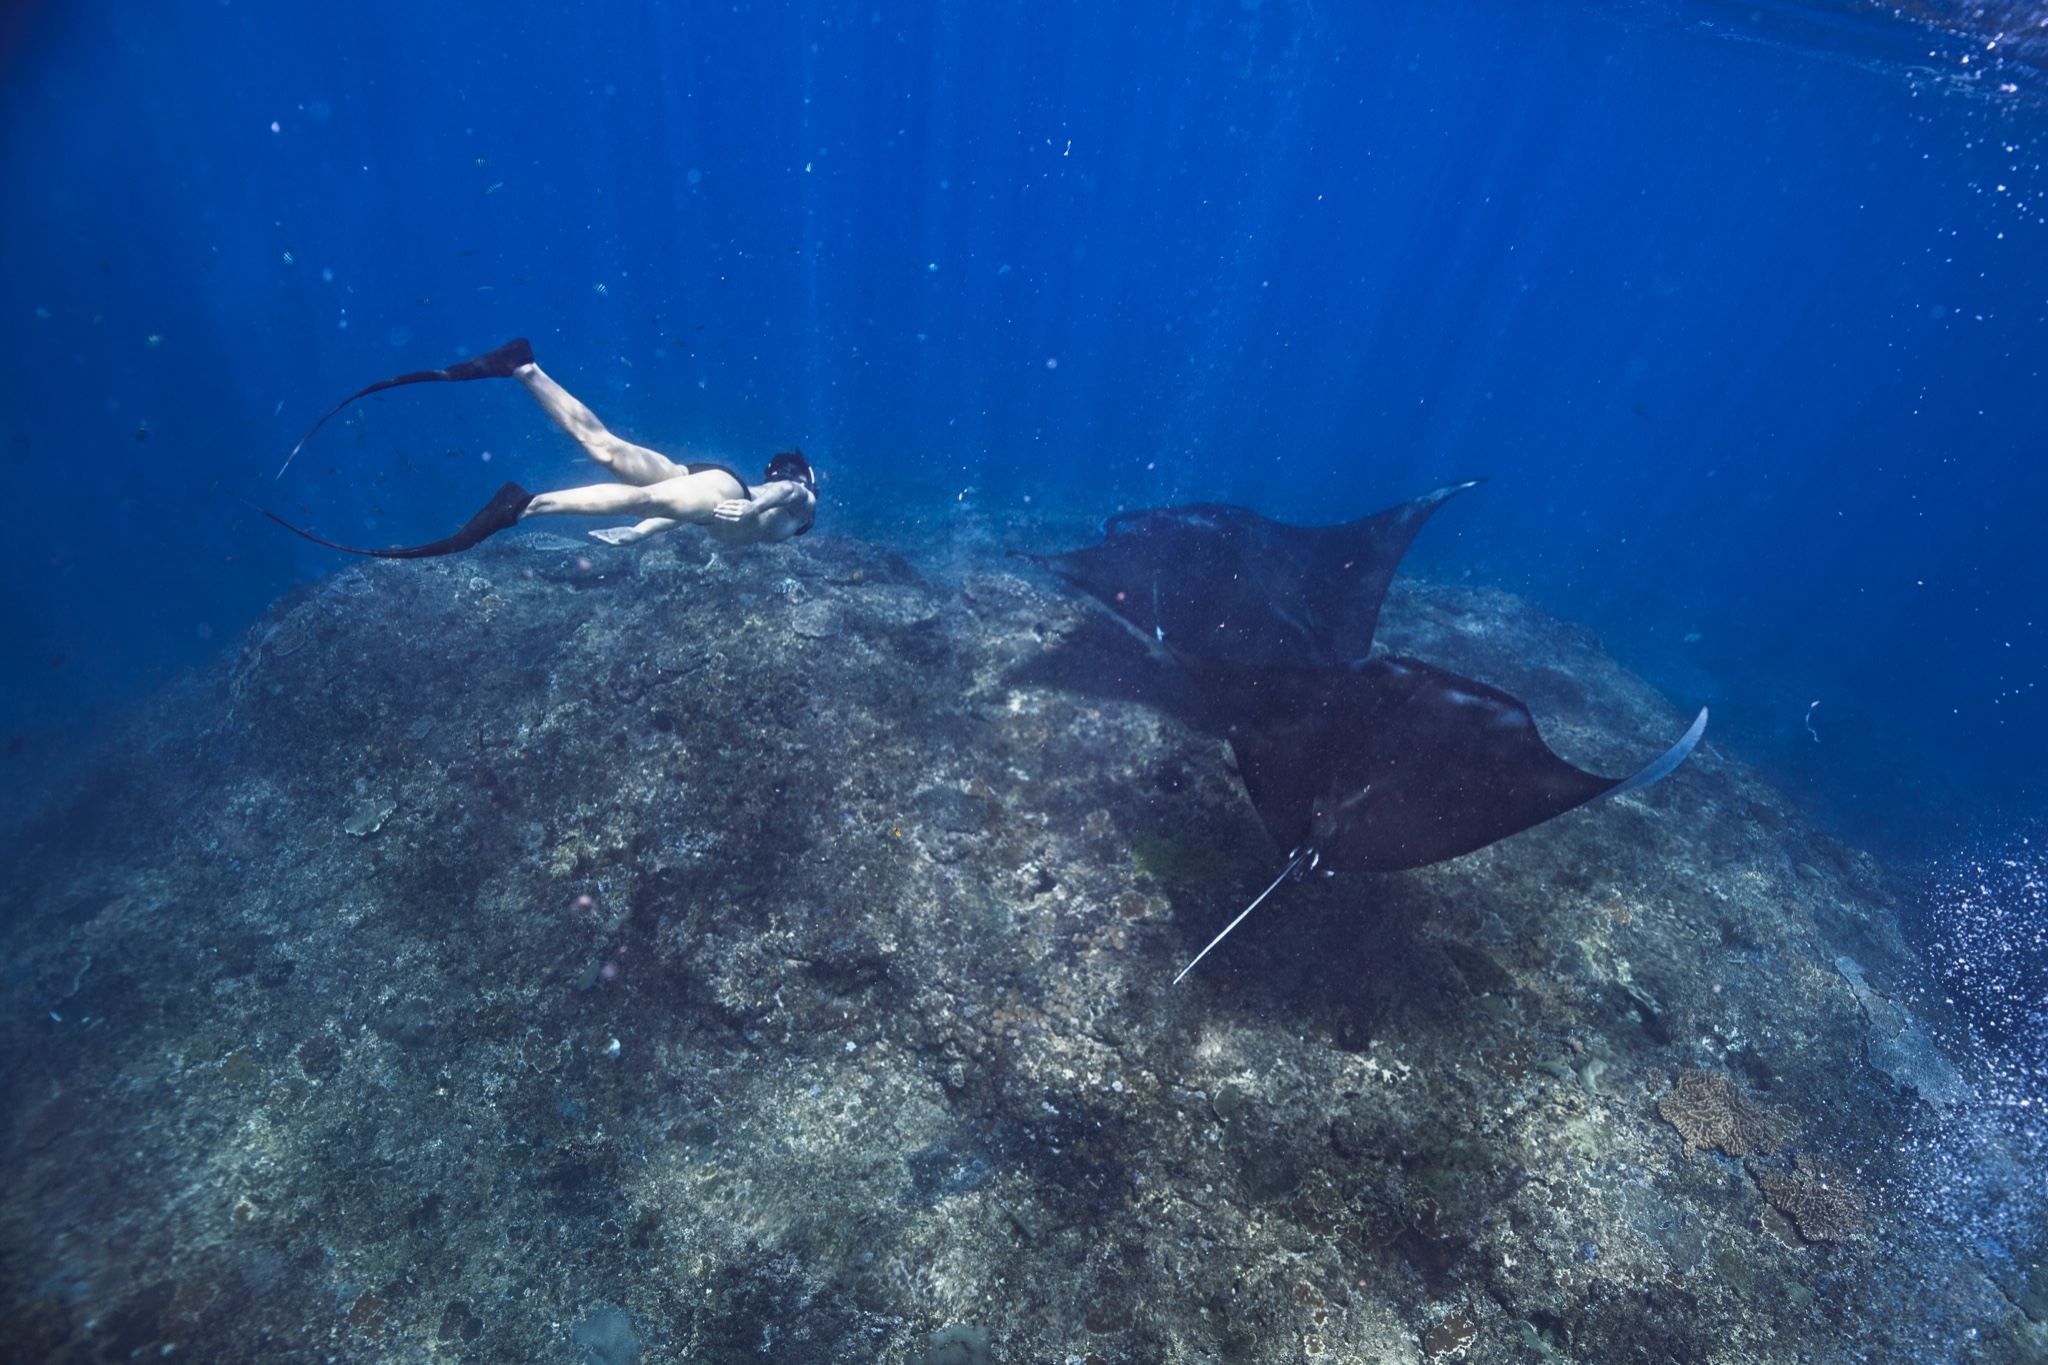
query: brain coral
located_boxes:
[1656,1068,1789,1158]
[1756,1156,1867,1243]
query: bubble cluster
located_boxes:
[1924,827,2048,1062]
[1878,827,2048,1346]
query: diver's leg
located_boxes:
[515,363,681,486]
[527,470,741,525]
[522,482,663,519]
[588,518,680,546]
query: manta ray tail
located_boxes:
[1173,848,1314,985]
[264,482,534,559]
[276,337,535,478]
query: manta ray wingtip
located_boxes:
[1602,706,1709,802]
[1388,478,1486,522]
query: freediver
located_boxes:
[512,352,816,546]
[266,338,817,558]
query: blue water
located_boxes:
[2,3,2045,831]
[7,1,2048,1350]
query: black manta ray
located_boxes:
[1021,482,1482,669]
[1017,484,1707,981]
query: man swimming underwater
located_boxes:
[266,338,817,558]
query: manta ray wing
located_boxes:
[1197,655,1705,873]
[1012,480,1481,667]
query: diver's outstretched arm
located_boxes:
[515,363,681,487]
[588,518,680,545]
[712,481,803,523]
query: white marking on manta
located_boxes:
[1270,603,1315,642]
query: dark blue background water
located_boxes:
[3,0,2045,852]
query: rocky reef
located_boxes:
[0,526,2038,1363]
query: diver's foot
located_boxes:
[587,526,645,546]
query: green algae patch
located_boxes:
[1131,831,1243,885]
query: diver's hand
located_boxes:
[587,526,643,545]
[713,499,752,523]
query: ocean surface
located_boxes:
[3,1,2048,1361]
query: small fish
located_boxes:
[483,182,504,195]
[134,422,149,441]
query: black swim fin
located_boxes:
[264,482,534,559]
[277,337,535,477]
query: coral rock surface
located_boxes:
[0,529,2025,1364]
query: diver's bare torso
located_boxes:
[513,362,816,546]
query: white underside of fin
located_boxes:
[1600,707,1709,802]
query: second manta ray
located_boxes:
[1018,484,1707,982]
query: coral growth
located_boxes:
[1657,1068,1790,1158]
[1755,1156,1867,1243]
[0,538,2004,1362]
